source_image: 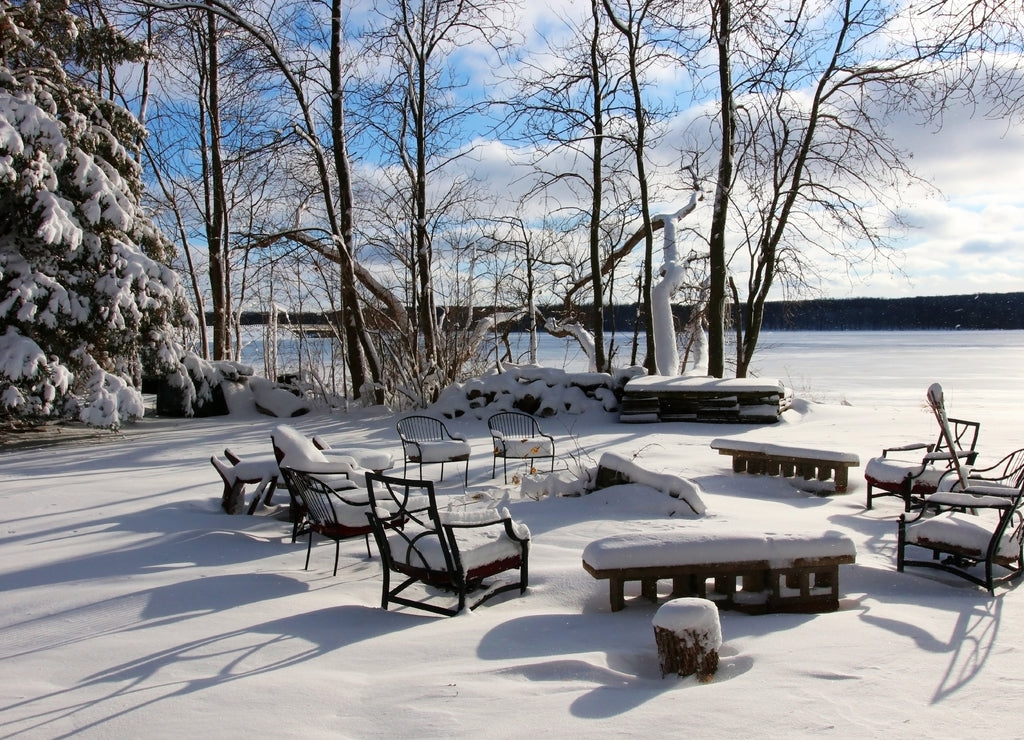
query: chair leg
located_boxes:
[363,533,372,559]
[333,539,340,577]
[305,530,314,571]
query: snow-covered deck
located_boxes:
[620,376,790,423]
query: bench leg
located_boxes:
[609,576,625,612]
[834,468,849,493]
[641,578,658,603]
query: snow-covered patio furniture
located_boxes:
[271,424,365,541]
[396,415,471,486]
[312,435,394,474]
[364,472,530,616]
[897,442,1024,593]
[210,450,280,515]
[278,468,381,575]
[864,404,980,510]
[582,529,856,614]
[710,439,860,493]
[619,376,790,423]
[895,385,1024,593]
[487,411,556,483]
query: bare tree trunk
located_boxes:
[601,0,656,373]
[203,3,231,360]
[330,0,382,401]
[707,0,735,378]
[589,0,607,373]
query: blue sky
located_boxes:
[422,1,1024,301]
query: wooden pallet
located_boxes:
[619,376,789,424]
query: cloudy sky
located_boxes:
[429,1,1024,302]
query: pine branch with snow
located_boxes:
[0,0,195,427]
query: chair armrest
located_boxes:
[438,509,506,527]
[224,448,243,465]
[439,508,531,541]
[882,442,931,457]
[924,491,1017,509]
[329,488,371,508]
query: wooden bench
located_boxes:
[582,530,856,614]
[710,438,860,493]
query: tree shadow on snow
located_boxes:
[0,605,410,740]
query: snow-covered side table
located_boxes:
[653,598,721,681]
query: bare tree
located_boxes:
[355,0,517,398]
[698,0,1024,377]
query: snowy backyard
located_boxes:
[2,338,1024,738]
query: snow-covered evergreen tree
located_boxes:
[0,0,194,427]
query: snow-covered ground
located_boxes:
[2,348,1023,738]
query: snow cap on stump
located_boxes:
[653,598,722,681]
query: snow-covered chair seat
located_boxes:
[487,411,556,483]
[897,447,1024,593]
[582,528,856,614]
[396,415,471,486]
[864,409,980,510]
[364,472,530,617]
[312,435,394,473]
[210,449,280,515]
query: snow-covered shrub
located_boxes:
[0,1,194,427]
[430,364,623,420]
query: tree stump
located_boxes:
[653,598,722,681]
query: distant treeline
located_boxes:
[223,292,1024,331]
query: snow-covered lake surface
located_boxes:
[249,328,1024,412]
[3,329,1024,737]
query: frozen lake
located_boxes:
[243,328,1023,413]
[492,329,1024,412]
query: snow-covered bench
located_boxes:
[582,529,856,614]
[710,438,860,493]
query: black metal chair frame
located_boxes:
[396,415,470,487]
[279,467,377,576]
[866,415,981,511]
[364,472,530,617]
[487,411,556,484]
[897,452,1024,593]
[896,392,1024,593]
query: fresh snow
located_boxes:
[2,367,1024,738]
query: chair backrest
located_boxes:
[279,467,337,527]
[488,411,541,438]
[397,415,447,443]
[272,424,328,467]
[935,418,980,455]
[973,448,1024,489]
[364,472,457,577]
[927,383,970,490]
